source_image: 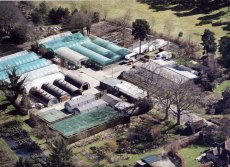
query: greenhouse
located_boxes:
[40,32,90,51]
[65,94,95,113]
[50,106,123,140]
[38,108,71,123]
[38,31,72,44]
[22,64,60,83]
[65,73,90,91]
[81,41,121,61]
[14,59,51,76]
[70,45,113,66]
[0,50,28,62]
[41,83,70,102]
[93,38,131,57]
[55,47,89,65]
[0,52,39,71]
[24,72,65,92]
[53,79,81,97]
[29,88,58,107]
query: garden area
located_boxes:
[0,120,44,159]
[38,0,229,43]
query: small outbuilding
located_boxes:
[65,73,90,91]
[29,88,58,107]
[64,94,95,113]
[53,79,81,97]
[101,94,122,107]
[41,83,70,102]
[75,99,107,114]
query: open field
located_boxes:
[179,145,207,167]
[39,0,229,43]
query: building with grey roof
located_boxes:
[64,94,95,113]
[100,77,147,101]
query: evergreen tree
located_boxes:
[47,138,74,167]
[132,19,150,54]
[201,29,217,56]
[219,36,230,68]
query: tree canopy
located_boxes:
[47,138,74,167]
[132,19,150,53]
[219,36,230,68]
[201,29,217,55]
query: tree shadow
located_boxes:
[0,102,11,112]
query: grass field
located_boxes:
[179,145,207,167]
[39,0,229,43]
[214,80,230,97]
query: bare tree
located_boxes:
[70,12,87,34]
[119,9,132,46]
[163,19,174,46]
[171,80,201,125]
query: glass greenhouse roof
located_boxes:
[93,38,131,57]
[42,32,90,51]
[0,52,39,71]
[81,41,121,61]
[70,45,113,66]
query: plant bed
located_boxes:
[0,120,45,159]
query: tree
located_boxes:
[0,2,26,36]
[219,36,230,68]
[171,81,201,125]
[70,12,87,34]
[132,19,150,54]
[39,1,48,14]
[9,24,28,44]
[120,9,132,46]
[201,29,217,56]
[48,138,74,167]
[31,11,43,25]
[0,68,26,101]
[48,7,70,24]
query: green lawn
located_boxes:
[39,0,229,43]
[214,80,230,97]
[179,145,207,167]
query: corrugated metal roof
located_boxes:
[100,77,122,87]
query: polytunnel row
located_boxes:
[41,32,132,66]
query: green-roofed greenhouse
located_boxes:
[50,106,123,141]
[39,32,134,68]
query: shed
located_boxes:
[64,94,95,113]
[29,88,58,107]
[41,83,70,102]
[53,79,81,97]
[74,99,107,114]
[65,73,90,91]
[55,47,89,65]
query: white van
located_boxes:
[155,51,172,60]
